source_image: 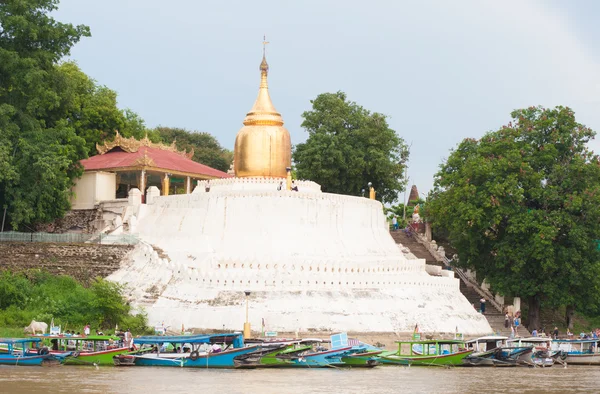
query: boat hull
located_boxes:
[340,351,382,368]
[133,346,259,368]
[380,349,473,366]
[0,354,52,366]
[561,353,600,365]
[60,347,131,366]
[287,346,356,368]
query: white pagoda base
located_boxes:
[108,178,491,335]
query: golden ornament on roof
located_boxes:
[96,131,194,159]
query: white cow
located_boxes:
[24,320,48,335]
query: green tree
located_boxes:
[156,127,232,172]
[293,92,409,203]
[50,61,155,155]
[0,0,90,229]
[427,106,600,330]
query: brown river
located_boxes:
[1,366,598,394]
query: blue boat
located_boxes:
[288,344,359,367]
[285,334,371,368]
[117,333,259,368]
[0,337,55,366]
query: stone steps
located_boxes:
[390,231,523,336]
[390,230,442,266]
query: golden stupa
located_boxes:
[234,41,291,178]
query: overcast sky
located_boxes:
[55,0,600,199]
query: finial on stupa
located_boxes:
[260,35,269,74]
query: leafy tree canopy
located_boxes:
[427,106,600,329]
[51,61,158,155]
[0,1,153,229]
[156,127,233,172]
[293,91,409,204]
[0,0,90,229]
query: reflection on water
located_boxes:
[0,365,597,394]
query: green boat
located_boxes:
[234,341,314,368]
[340,350,382,367]
[379,339,472,366]
[42,335,130,366]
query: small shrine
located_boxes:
[71,132,230,209]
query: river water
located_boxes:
[0,365,597,393]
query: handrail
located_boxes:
[405,225,504,313]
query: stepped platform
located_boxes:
[390,229,528,336]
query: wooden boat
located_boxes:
[234,339,314,368]
[506,337,556,367]
[285,344,356,367]
[34,335,130,366]
[463,335,508,367]
[121,333,258,368]
[340,350,382,367]
[552,339,600,365]
[379,339,473,366]
[0,338,55,366]
[463,346,529,367]
[235,337,377,368]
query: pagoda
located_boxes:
[107,45,491,336]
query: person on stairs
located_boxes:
[480,298,486,314]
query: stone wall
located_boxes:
[0,242,133,285]
[34,210,101,233]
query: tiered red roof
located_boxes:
[81,146,231,178]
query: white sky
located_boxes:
[55,0,600,198]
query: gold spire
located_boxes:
[242,36,283,127]
[234,38,292,178]
[260,34,269,74]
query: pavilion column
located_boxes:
[162,173,170,196]
[140,169,146,193]
[186,176,191,194]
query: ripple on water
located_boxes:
[1,365,598,394]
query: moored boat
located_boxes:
[552,339,600,365]
[234,339,314,368]
[379,339,473,366]
[121,333,258,368]
[35,335,130,366]
[0,338,55,366]
[463,335,508,367]
[506,337,555,367]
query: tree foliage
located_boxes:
[0,1,152,229]
[427,106,600,329]
[51,61,157,154]
[0,0,91,229]
[293,92,408,203]
[0,270,148,332]
[156,127,233,172]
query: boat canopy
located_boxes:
[0,337,42,344]
[466,335,508,343]
[39,335,120,341]
[395,339,465,345]
[508,337,551,343]
[554,339,599,344]
[135,333,244,348]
